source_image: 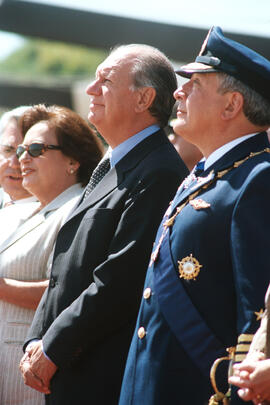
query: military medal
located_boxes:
[178,254,202,280]
[189,198,211,210]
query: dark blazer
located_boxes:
[25,129,188,405]
[119,132,270,405]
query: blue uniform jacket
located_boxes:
[119,132,270,405]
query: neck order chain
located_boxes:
[150,147,270,266]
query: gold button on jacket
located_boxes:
[143,287,152,299]
[138,327,146,339]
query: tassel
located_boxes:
[208,347,235,405]
[209,393,222,404]
[209,393,230,405]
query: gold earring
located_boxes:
[70,168,74,174]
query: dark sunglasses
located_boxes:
[16,143,62,159]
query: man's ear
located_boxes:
[135,87,156,113]
[221,91,244,120]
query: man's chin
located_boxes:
[173,123,186,137]
[88,111,101,126]
[4,188,31,200]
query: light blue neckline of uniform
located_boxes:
[110,124,160,168]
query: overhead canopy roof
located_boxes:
[0,0,269,110]
[1,0,270,61]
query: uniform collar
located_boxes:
[204,133,258,170]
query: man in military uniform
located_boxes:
[119,26,270,405]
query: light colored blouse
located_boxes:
[0,183,83,405]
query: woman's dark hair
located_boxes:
[20,104,103,186]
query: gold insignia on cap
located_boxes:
[178,254,202,280]
[199,26,213,56]
[254,308,264,321]
[189,198,211,210]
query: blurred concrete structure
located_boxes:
[71,80,90,120]
[0,75,72,110]
[0,0,269,114]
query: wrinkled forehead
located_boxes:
[1,118,22,145]
[97,50,135,74]
[1,116,18,134]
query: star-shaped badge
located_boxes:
[178,254,202,280]
[254,308,264,321]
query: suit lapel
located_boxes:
[0,184,83,253]
[72,167,120,217]
[0,210,45,253]
[67,129,170,221]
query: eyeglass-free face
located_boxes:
[0,120,30,200]
[0,144,17,159]
[16,143,62,159]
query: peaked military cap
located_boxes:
[176,26,270,103]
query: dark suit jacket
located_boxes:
[119,132,270,405]
[25,129,188,405]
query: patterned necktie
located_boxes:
[83,157,111,201]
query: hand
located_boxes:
[20,350,49,394]
[229,357,270,404]
[19,340,58,394]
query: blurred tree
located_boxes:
[0,38,108,79]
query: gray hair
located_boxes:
[0,106,31,139]
[110,44,177,128]
[217,73,270,127]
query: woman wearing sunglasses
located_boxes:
[0,104,103,405]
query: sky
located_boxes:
[1,0,270,60]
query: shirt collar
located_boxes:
[110,124,160,168]
[2,191,37,205]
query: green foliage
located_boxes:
[0,38,108,79]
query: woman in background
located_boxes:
[0,104,103,405]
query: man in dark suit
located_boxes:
[119,27,270,405]
[19,44,188,404]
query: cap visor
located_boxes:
[175,62,218,78]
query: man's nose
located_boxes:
[9,152,21,168]
[86,79,101,96]
[174,80,190,100]
[174,87,184,100]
